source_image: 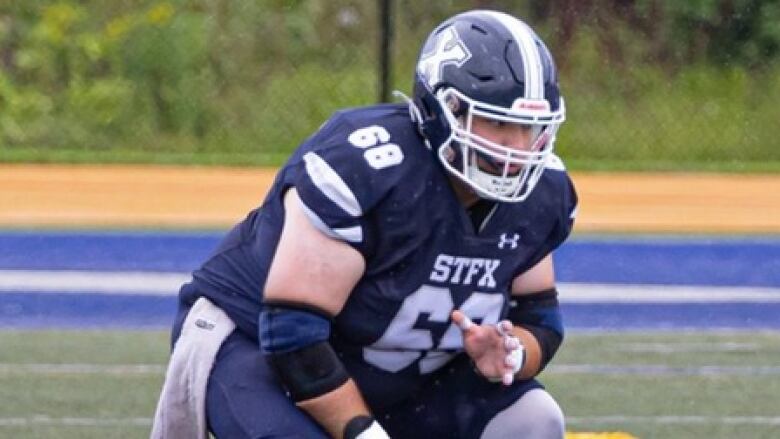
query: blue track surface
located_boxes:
[557,236,780,287]
[0,231,216,272]
[2,231,779,329]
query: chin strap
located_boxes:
[393,90,433,150]
[468,163,522,198]
[392,90,423,126]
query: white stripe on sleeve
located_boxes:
[303,152,362,217]
[299,199,363,243]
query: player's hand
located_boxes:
[451,310,525,386]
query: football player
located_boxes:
[152,9,576,439]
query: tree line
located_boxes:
[0,0,778,165]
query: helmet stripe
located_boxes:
[481,11,544,100]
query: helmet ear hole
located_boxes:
[445,95,467,117]
[446,96,458,112]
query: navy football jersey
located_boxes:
[179,102,577,408]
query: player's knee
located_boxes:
[519,391,565,439]
[531,394,565,439]
[481,389,564,439]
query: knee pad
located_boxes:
[481,388,564,439]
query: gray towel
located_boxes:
[150,297,236,439]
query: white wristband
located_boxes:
[355,420,390,439]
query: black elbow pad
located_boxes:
[259,302,349,402]
[267,340,350,402]
[507,288,564,370]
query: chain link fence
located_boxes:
[1,0,779,168]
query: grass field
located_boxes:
[1,330,779,438]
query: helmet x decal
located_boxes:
[418,26,472,88]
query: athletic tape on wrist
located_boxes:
[355,420,390,439]
[344,416,389,439]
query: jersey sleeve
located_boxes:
[547,158,578,251]
[514,157,578,276]
[292,115,408,258]
[556,174,577,243]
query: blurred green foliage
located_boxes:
[0,0,779,170]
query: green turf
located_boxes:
[544,332,780,439]
[0,330,168,439]
[1,330,778,438]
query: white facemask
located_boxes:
[435,88,565,202]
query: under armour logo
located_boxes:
[418,26,472,87]
[498,233,520,250]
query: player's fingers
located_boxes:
[452,310,474,332]
[504,335,520,351]
[494,320,513,336]
[502,371,514,386]
[458,315,474,331]
[501,348,523,386]
[505,349,520,368]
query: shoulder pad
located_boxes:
[292,105,423,252]
[544,153,566,171]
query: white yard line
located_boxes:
[0,416,151,427]
[613,342,759,353]
[547,364,780,376]
[2,270,780,302]
[558,283,780,303]
[0,270,189,295]
[0,363,165,375]
[566,415,780,426]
